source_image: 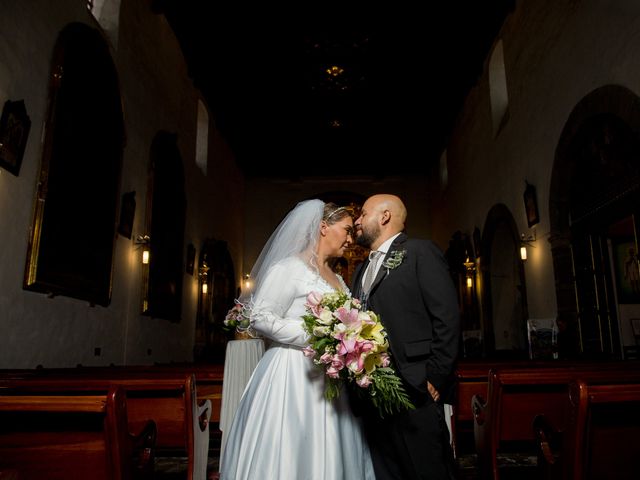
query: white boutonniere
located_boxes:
[382,250,406,272]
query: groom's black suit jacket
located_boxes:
[352,233,460,404]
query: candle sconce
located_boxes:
[134,234,151,312]
[520,231,536,261]
[464,256,476,289]
[135,234,151,264]
[197,241,214,326]
[199,260,210,295]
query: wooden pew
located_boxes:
[89,364,224,424]
[455,360,574,455]
[0,386,152,480]
[535,380,640,479]
[471,364,640,480]
[3,363,225,424]
[454,360,640,453]
[0,373,210,480]
[454,361,500,455]
[159,364,224,424]
[456,360,573,455]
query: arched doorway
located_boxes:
[445,230,481,358]
[195,238,236,362]
[551,85,640,359]
[480,204,528,358]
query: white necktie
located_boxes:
[363,251,383,294]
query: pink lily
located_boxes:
[333,306,362,330]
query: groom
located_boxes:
[352,194,460,480]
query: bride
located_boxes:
[220,199,375,480]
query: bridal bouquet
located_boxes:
[302,290,414,417]
[223,303,250,331]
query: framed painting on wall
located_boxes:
[612,239,640,304]
[523,182,540,228]
[0,99,31,176]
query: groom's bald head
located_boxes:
[355,194,407,249]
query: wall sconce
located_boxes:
[244,273,251,291]
[520,232,536,261]
[199,261,210,295]
[135,234,150,264]
[463,256,476,289]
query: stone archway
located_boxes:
[195,238,236,362]
[479,204,528,358]
[550,85,640,358]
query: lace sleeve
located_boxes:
[248,261,309,347]
[337,273,351,296]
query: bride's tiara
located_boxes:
[325,206,348,221]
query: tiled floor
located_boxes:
[456,453,539,480]
[160,427,537,480]
[154,424,221,479]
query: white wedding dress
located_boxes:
[220,257,375,480]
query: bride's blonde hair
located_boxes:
[323,203,352,224]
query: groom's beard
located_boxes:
[355,224,380,249]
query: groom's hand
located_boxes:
[427,381,440,402]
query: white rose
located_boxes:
[317,309,334,325]
[313,325,331,337]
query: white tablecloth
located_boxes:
[219,338,265,464]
